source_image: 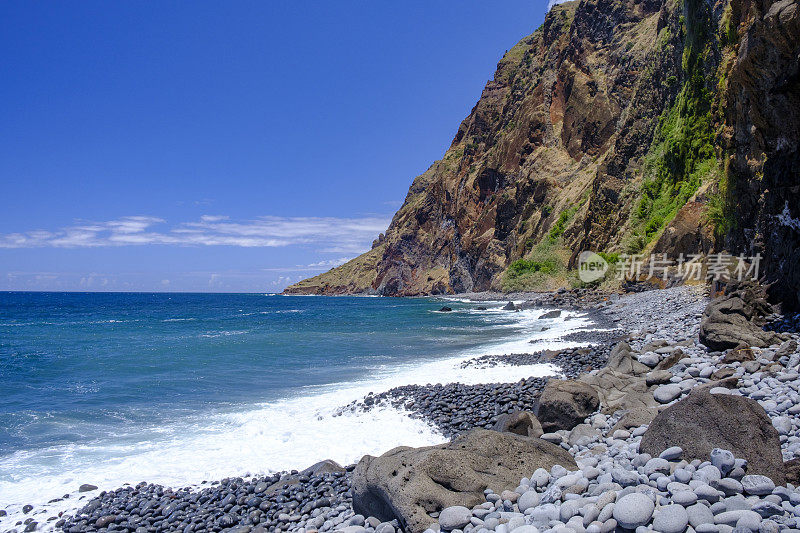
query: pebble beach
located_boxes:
[9,283,800,533]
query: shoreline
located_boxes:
[15,283,800,533]
[2,293,595,532]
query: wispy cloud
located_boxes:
[307,257,351,268]
[262,257,353,273]
[0,215,390,253]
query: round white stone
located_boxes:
[518,490,541,512]
[653,504,689,533]
[655,384,683,403]
[613,493,655,529]
[741,474,775,496]
[438,506,472,530]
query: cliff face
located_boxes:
[285,0,800,304]
[720,0,800,307]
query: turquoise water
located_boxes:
[0,292,594,524]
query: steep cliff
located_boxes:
[285,0,799,303]
[718,0,800,307]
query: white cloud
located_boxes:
[261,257,354,273]
[307,257,351,268]
[0,214,390,252]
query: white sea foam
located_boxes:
[0,304,597,530]
[198,330,250,338]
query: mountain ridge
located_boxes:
[286,0,800,307]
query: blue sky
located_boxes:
[1,1,550,292]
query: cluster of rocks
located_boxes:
[521,290,622,313]
[449,289,617,311]
[55,461,372,533]
[425,442,797,533]
[559,330,626,350]
[346,378,548,439]
[460,345,614,379]
[598,286,708,349]
[344,285,800,533]
[766,313,800,334]
[698,283,786,351]
[355,299,632,438]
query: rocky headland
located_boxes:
[284,0,799,307]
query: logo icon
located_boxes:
[578,251,608,283]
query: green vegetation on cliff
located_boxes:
[626,0,719,253]
[502,202,582,291]
[286,0,787,297]
[502,242,569,292]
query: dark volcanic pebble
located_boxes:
[560,328,626,346]
[61,469,353,533]
[765,312,800,333]
[459,345,609,378]
[345,377,548,439]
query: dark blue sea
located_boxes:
[0,292,595,524]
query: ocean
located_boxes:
[0,292,596,527]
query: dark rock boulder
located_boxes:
[491,410,543,438]
[654,349,687,371]
[722,344,757,363]
[503,301,517,311]
[785,458,800,485]
[264,460,345,495]
[534,379,600,432]
[699,283,784,351]
[640,389,785,484]
[302,459,346,476]
[539,309,562,319]
[352,429,575,533]
[711,367,737,380]
[438,306,453,312]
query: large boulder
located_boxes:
[699,283,784,351]
[491,410,543,438]
[640,389,785,484]
[352,429,575,533]
[534,379,600,432]
[606,342,651,376]
[582,369,658,415]
[580,341,659,416]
